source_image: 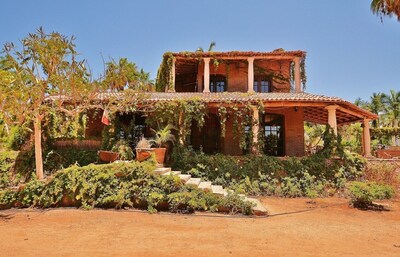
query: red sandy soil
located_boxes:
[1,197,399,257]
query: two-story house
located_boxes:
[85,49,377,157]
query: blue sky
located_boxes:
[1,0,399,102]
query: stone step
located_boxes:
[245,197,268,216]
[185,178,202,186]
[198,181,212,191]
[161,171,182,176]
[211,185,228,196]
[154,167,172,174]
[178,174,192,182]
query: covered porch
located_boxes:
[93,92,377,157]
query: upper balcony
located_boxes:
[156,50,306,93]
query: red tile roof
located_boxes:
[48,92,377,122]
[170,50,306,59]
[93,92,377,120]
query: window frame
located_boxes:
[253,76,272,93]
[210,75,227,92]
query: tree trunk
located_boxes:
[34,115,44,179]
[178,111,184,145]
[394,119,399,146]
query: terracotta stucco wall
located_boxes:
[218,107,305,156]
[196,60,291,93]
[268,107,305,157]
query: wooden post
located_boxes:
[34,115,44,179]
[294,57,301,93]
[203,58,210,93]
[247,57,255,93]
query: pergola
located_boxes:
[170,50,305,93]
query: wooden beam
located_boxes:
[336,106,365,119]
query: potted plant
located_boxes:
[112,140,134,161]
[135,137,154,162]
[150,124,175,164]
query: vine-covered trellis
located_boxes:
[100,91,268,152]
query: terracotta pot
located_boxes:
[136,148,154,162]
[153,148,167,164]
[98,150,119,163]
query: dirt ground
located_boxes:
[1,197,399,257]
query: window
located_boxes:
[210,75,227,92]
[262,114,284,156]
[253,76,271,93]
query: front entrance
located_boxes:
[191,113,221,154]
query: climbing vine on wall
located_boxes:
[145,99,207,144]
[289,56,307,91]
[155,52,174,92]
[45,111,88,140]
[216,101,264,151]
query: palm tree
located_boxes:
[371,0,400,21]
[134,69,154,91]
[382,89,400,145]
[196,41,216,52]
[354,97,368,108]
[382,89,400,127]
[104,58,138,90]
[369,93,385,127]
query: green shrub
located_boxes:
[6,126,29,150]
[0,189,17,208]
[171,146,364,198]
[348,181,395,208]
[0,161,254,215]
[220,193,255,215]
[43,149,99,174]
[168,186,220,213]
[0,151,19,189]
[18,178,45,207]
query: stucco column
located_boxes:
[203,58,210,93]
[325,105,338,135]
[247,57,255,93]
[252,106,259,154]
[294,57,301,93]
[362,119,372,157]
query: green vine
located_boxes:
[289,56,307,91]
[155,52,174,92]
[371,127,400,139]
[45,111,88,140]
[145,99,206,144]
[217,106,227,137]
[254,63,289,91]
